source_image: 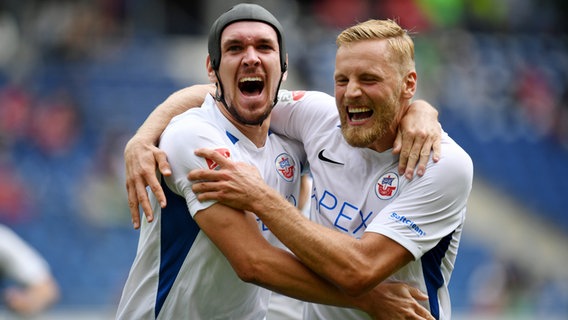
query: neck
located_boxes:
[366,135,396,153]
[367,101,411,153]
[217,102,271,147]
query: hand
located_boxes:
[3,277,59,316]
[361,282,434,320]
[393,100,441,180]
[189,148,266,212]
[124,135,171,229]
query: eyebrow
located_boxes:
[222,36,277,47]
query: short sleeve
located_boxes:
[366,136,473,259]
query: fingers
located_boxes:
[431,123,442,163]
[156,150,172,176]
[397,131,436,180]
[392,131,402,155]
[406,286,434,320]
[126,182,142,229]
[407,286,428,301]
[192,181,222,202]
[397,135,419,180]
[152,149,169,208]
[396,129,411,177]
[194,148,231,167]
[136,177,154,224]
[415,136,433,178]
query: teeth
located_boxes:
[349,107,371,113]
[240,77,262,82]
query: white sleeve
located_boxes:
[271,90,337,143]
[159,116,227,216]
[0,224,51,286]
[366,136,474,259]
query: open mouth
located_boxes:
[347,106,373,123]
[238,77,264,96]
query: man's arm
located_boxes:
[125,85,439,229]
[4,275,59,316]
[196,202,433,320]
[125,84,214,228]
[190,149,414,296]
[0,225,60,316]
[394,100,441,180]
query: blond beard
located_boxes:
[340,97,397,148]
[341,117,389,148]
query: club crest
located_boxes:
[275,153,295,182]
[375,172,399,200]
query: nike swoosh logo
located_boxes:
[318,149,344,165]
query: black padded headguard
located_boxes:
[208,3,287,73]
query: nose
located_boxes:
[243,46,260,67]
[345,80,362,98]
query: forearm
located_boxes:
[136,84,215,144]
[251,188,367,292]
[5,276,59,315]
[256,192,413,297]
[252,245,370,311]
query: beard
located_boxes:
[227,103,273,126]
[339,95,398,148]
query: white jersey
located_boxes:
[117,94,307,320]
[271,91,473,320]
[0,224,52,288]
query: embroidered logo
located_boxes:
[277,90,306,102]
[206,148,230,170]
[275,153,295,182]
[292,91,306,101]
[375,172,399,200]
[317,149,344,165]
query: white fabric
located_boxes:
[271,90,474,320]
[0,224,51,286]
[117,94,307,320]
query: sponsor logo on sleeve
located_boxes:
[389,212,426,237]
[206,148,231,170]
[277,90,306,102]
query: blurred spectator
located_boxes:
[311,0,370,29]
[33,0,128,63]
[0,159,33,223]
[12,87,92,222]
[0,223,59,316]
[467,257,534,315]
[375,0,433,31]
[515,64,556,138]
[79,128,131,227]
[0,84,32,149]
[0,3,20,72]
[554,84,568,148]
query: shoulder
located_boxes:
[276,90,335,111]
[278,90,333,102]
[420,132,473,196]
[161,111,219,149]
[438,133,473,177]
[273,90,337,127]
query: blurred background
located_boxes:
[0,0,567,319]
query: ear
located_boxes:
[401,70,417,99]
[206,55,217,83]
[281,54,289,82]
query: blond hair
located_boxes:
[336,19,415,72]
